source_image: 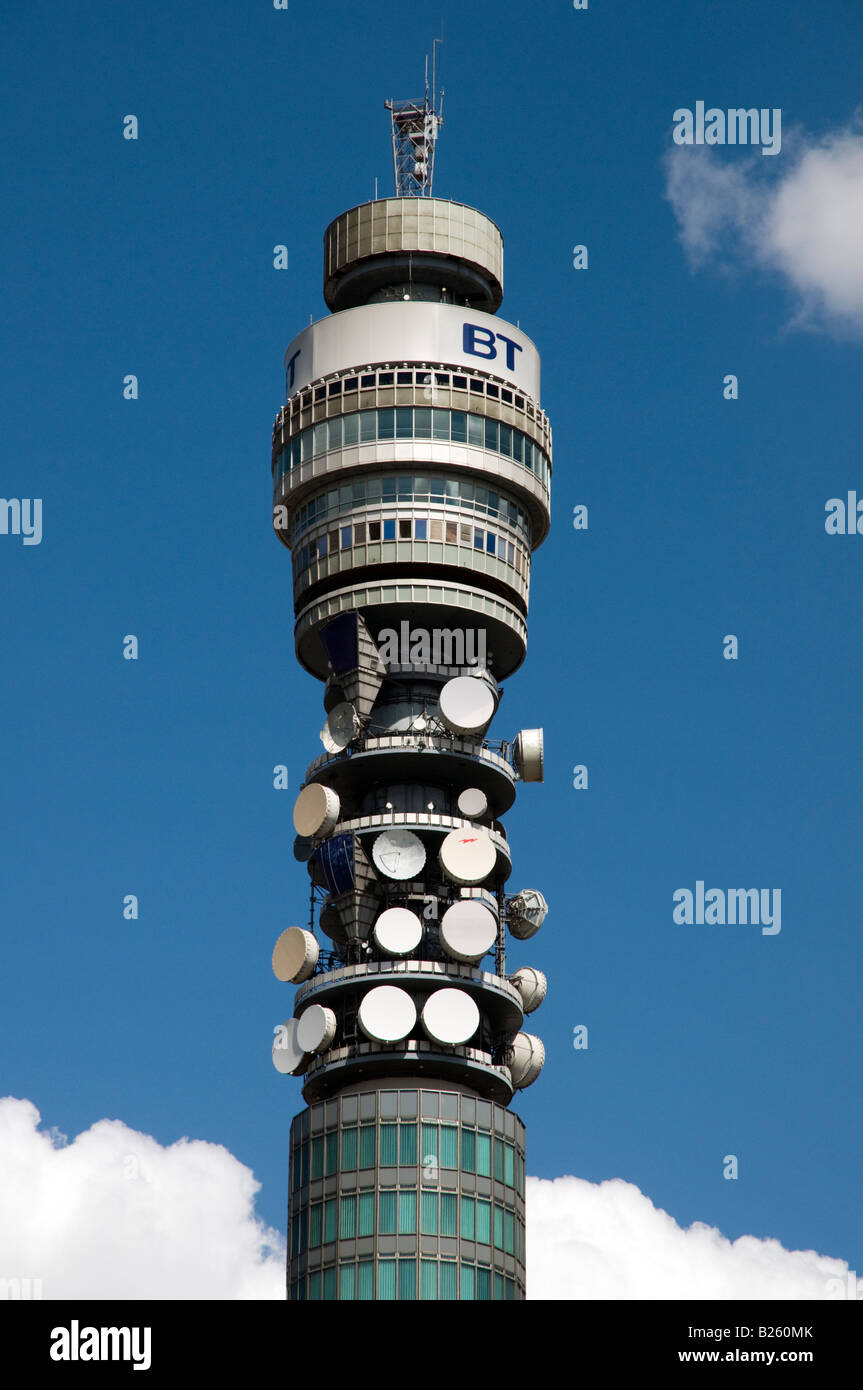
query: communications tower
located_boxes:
[270,69,552,1301]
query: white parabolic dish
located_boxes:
[457,786,488,819]
[373,907,424,955]
[296,1004,337,1055]
[358,985,417,1042]
[320,722,340,754]
[372,828,427,879]
[327,701,360,750]
[439,828,496,884]
[439,900,497,962]
[421,988,480,1045]
[509,1031,546,1088]
[514,728,544,782]
[293,783,340,838]
[510,966,547,1013]
[272,926,319,983]
[272,1017,306,1074]
[460,886,499,915]
[508,888,549,940]
[439,676,496,734]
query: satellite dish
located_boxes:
[373,907,423,956]
[326,701,360,751]
[293,835,316,862]
[457,787,488,819]
[510,967,547,1014]
[507,889,549,940]
[372,828,426,880]
[320,722,341,754]
[296,1004,337,1055]
[293,783,340,838]
[439,901,497,963]
[272,1017,307,1074]
[421,988,480,1045]
[272,927,319,983]
[439,828,496,885]
[357,985,417,1042]
[513,729,544,782]
[460,886,499,916]
[438,677,496,735]
[319,899,348,946]
[509,1031,545,1089]
[323,680,347,714]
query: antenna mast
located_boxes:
[384,41,444,198]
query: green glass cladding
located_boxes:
[274,407,551,490]
[286,1085,526,1301]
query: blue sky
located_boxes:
[2,0,861,1287]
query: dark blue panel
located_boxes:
[317,833,355,895]
[320,614,359,674]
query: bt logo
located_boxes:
[462,323,523,371]
[286,348,301,389]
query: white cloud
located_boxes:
[526,1174,858,1300]
[664,126,863,333]
[0,1098,857,1300]
[0,1098,284,1299]
[664,149,763,264]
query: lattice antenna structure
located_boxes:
[385,45,444,198]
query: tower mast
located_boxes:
[385,46,444,198]
[269,62,551,1302]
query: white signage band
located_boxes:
[283,302,541,403]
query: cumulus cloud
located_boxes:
[664,125,863,333]
[0,1098,857,1300]
[526,1175,859,1300]
[0,1098,284,1299]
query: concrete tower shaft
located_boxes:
[272,191,551,1303]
